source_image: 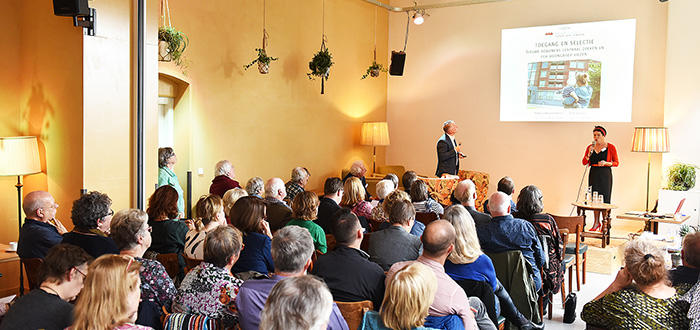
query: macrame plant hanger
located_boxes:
[320,0,328,94]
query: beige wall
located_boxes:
[663,0,700,187]
[386,0,668,215]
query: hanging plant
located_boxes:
[307,41,333,94]
[361,61,387,79]
[158,0,189,73]
[245,48,278,74]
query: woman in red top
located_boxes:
[582,126,619,231]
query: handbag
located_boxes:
[563,292,577,324]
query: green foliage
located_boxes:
[667,163,697,191]
[244,48,278,70]
[679,224,699,238]
[361,61,387,79]
[307,48,333,80]
[158,26,189,69]
[588,62,601,108]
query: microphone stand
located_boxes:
[571,145,594,216]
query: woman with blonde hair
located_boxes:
[184,194,227,259]
[340,177,373,231]
[361,263,438,330]
[70,254,148,330]
[223,187,248,222]
[443,205,537,329]
[286,191,327,253]
[582,239,691,329]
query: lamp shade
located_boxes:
[631,127,670,153]
[0,136,42,176]
[361,122,390,146]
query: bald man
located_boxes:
[264,178,292,232]
[17,191,68,259]
[453,179,491,227]
[476,192,545,291]
[387,220,494,330]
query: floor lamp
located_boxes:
[361,122,390,174]
[631,127,669,212]
[0,136,42,296]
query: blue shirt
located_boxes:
[444,254,499,291]
[235,275,349,330]
[476,214,545,290]
[231,232,274,274]
[17,218,63,259]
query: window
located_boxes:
[542,62,549,68]
[540,71,547,78]
[539,81,546,87]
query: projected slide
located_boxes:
[500,19,636,122]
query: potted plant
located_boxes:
[667,163,697,191]
[244,48,278,74]
[657,163,699,236]
[307,45,333,94]
[362,61,387,79]
[158,26,189,70]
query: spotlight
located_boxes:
[413,12,424,25]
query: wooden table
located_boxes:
[617,213,691,234]
[0,244,19,264]
[572,202,618,248]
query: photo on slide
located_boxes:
[526,60,601,110]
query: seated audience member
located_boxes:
[71,254,147,330]
[316,177,343,234]
[514,185,564,297]
[311,210,385,308]
[410,180,444,215]
[230,196,274,274]
[582,239,691,329]
[110,209,177,326]
[361,263,440,330]
[17,191,67,259]
[372,190,426,237]
[246,176,264,198]
[387,220,491,330]
[402,170,418,192]
[184,194,226,259]
[173,226,244,328]
[477,192,545,291]
[370,179,395,224]
[454,179,491,226]
[443,205,541,329]
[223,187,248,219]
[369,200,422,271]
[235,226,348,330]
[343,160,372,200]
[671,231,700,286]
[286,191,327,253]
[0,244,90,330]
[483,177,517,215]
[62,191,119,258]
[340,177,372,231]
[146,185,188,256]
[285,167,309,203]
[259,276,339,330]
[383,173,399,190]
[209,160,241,198]
[263,177,292,232]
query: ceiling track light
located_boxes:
[411,7,428,25]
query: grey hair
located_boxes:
[215,160,233,177]
[265,178,286,198]
[457,179,476,203]
[246,177,264,196]
[290,167,308,183]
[442,120,455,132]
[271,226,314,273]
[259,275,333,330]
[375,179,395,200]
[349,161,366,176]
[158,147,175,168]
[514,185,543,220]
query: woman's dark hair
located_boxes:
[409,180,430,203]
[71,191,112,230]
[402,171,418,191]
[147,185,180,221]
[515,185,544,220]
[593,125,607,136]
[230,196,266,233]
[40,244,92,284]
[158,147,175,168]
[204,226,242,268]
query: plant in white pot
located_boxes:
[658,163,700,235]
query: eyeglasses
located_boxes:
[74,267,87,280]
[146,226,152,232]
[101,209,114,219]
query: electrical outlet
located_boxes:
[197,168,204,175]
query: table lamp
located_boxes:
[361,122,390,174]
[0,136,42,296]
[631,127,669,212]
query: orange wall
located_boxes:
[157,0,389,203]
[386,0,668,215]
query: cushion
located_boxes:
[565,242,588,255]
[563,254,575,265]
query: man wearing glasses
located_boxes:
[17,191,68,259]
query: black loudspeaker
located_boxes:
[53,0,90,17]
[389,51,406,76]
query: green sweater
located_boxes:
[285,218,327,253]
[158,166,185,216]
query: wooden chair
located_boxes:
[360,232,372,253]
[154,253,182,280]
[415,212,439,226]
[550,214,587,291]
[559,229,576,308]
[183,256,202,274]
[335,300,373,330]
[21,258,44,290]
[326,234,337,252]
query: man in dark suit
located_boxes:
[453,179,491,227]
[435,120,465,177]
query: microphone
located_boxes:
[588,140,595,157]
[457,142,466,158]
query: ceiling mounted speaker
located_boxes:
[390,51,406,76]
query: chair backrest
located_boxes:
[183,256,202,274]
[335,300,373,330]
[326,234,337,252]
[456,279,498,325]
[360,232,372,253]
[21,258,44,290]
[415,212,439,226]
[485,250,542,325]
[549,214,583,253]
[155,253,181,279]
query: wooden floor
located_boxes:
[580,218,646,274]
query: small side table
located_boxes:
[571,202,618,248]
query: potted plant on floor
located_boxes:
[245,48,278,74]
